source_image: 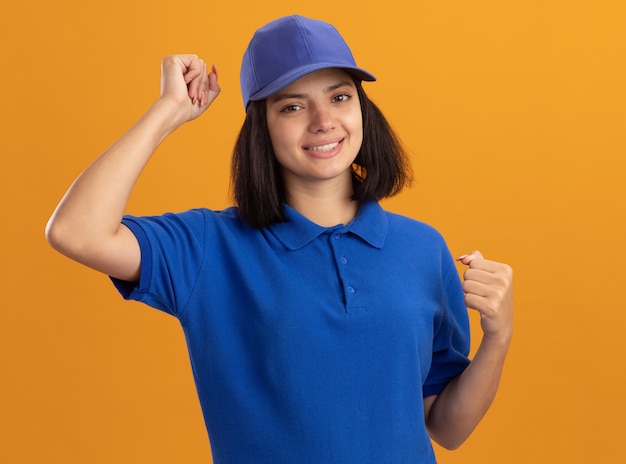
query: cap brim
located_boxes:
[248,64,376,104]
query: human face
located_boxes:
[265,68,363,192]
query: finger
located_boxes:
[200,65,215,108]
[462,279,490,299]
[202,65,221,107]
[462,280,502,314]
[457,250,483,266]
[181,56,203,100]
[463,275,512,311]
[181,55,203,84]
[474,262,510,279]
[209,64,220,93]
[464,292,490,313]
[463,267,504,285]
[187,60,207,104]
[459,252,511,276]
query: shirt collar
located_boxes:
[268,201,388,251]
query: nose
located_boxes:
[309,104,335,133]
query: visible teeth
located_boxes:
[307,142,339,152]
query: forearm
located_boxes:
[426,334,510,449]
[46,98,185,255]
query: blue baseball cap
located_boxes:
[240,15,376,108]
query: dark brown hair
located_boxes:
[231,81,412,229]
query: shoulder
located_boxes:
[383,209,447,244]
[379,208,456,270]
[124,206,243,229]
[120,206,258,249]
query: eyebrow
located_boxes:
[270,80,355,103]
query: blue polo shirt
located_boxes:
[112,201,470,463]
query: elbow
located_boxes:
[433,437,466,451]
[45,214,83,258]
[45,215,70,254]
[427,420,475,451]
[429,429,469,451]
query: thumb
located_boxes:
[457,250,484,266]
[207,64,221,101]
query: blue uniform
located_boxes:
[112,201,470,463]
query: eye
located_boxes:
[333,93,351,103]
[280,103,303,113]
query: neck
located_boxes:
[285,174,358,227]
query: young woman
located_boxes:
[46,15,513,463]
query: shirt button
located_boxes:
[334,233,341,240]
[341,257,348,264]
[348,286,355,294]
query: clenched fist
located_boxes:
[159,54,220,123]
[458,251,514,346]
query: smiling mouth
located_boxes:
[304,140,343,153]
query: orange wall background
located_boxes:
[1,1,625,462]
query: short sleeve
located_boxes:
[110,209,207,318]
[422,250,471,397]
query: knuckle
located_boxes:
[493,274,507,287]
[464,268,476,280]
[498,263,513,276]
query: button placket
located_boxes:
[329,231,359,311]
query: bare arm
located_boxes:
[46,55,220,281]
[424,251,514,450]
